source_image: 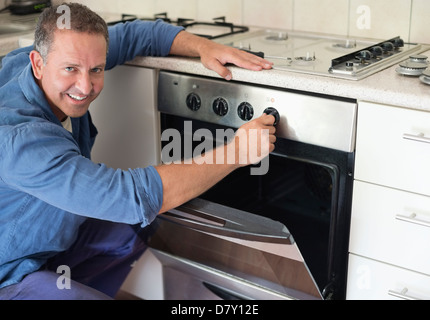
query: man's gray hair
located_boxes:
[34,2,109,63]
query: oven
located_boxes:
[105,15,426,300]
[86,11,430,301]
[146,70,356,300]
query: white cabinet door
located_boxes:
[90,65,161,169]
[350,181,430,275]
[347,254,430,300]
[355,101,430,196]
[89,66,164,299]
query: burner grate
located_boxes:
[108,13,248,40]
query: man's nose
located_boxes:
[75,73,93,94]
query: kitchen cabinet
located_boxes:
[354,101,430,196]
[347,101,430,300]
[89,65,164,300]
[347,254,430,300]
[90,65,161,169]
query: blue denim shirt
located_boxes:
[0,20,183,288]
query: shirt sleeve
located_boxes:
[0,122,163,227]
[105,19,184,70]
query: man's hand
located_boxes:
[155,113,276,213]
[232,113,277,166]
[169,31,273,80]
[199,41,273,80]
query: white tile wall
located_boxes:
[243,0,293,30]
[154,0,197,20]
[348,0,411,40]
[410,0,430,44]
[52,0,430,44]
[197,0,242,23]
[294,0,349,35]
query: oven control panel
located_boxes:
[158,71,358,152]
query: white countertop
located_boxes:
[128,48,430,112]
[1,20,429,112]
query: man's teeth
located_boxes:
[68,94,87,101]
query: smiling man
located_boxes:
[0,3,275,300]
[30,29,107,121]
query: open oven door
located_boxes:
[147,198,323,300]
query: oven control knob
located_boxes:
[263,107,280,126]
[381,41,394,52]
[213,97,229,116]
[356,50,372,61]
[393,38,404,49]
[370,46,383,57]
[186,93,201,111]
[237,102,254,121]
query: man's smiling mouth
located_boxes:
[67,93,88,101]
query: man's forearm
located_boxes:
[155,142,239,214]
[169,30,215,57]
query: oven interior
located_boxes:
[200,155,333,289]
[156,114,354,299]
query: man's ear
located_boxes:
[29,50,44,80]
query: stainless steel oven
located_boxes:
[146,70,357,300]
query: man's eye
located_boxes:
[91,68,102,73]
[65,67,74,72]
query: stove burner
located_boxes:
[396,54,428,76]
[395,61,427,76]
[265,32,288,41]
[332,40,357,49]
[409,54,428,64]
[295,52,316,62]
[419,69,430,85]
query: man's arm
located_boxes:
[155,113,276,213]
[169,30,273,80]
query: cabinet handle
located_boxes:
[388,288,420,300]
[396,213,430,228]
[403,133,430,144]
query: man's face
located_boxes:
[31,29,107,121]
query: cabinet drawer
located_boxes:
[350,181,430,275]
[347,254,430,300]
[355,101,430,196]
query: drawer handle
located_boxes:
[396,213,430,228]
[388,288,420,300]
[403,133,430,144]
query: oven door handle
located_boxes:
[158,198,293,244]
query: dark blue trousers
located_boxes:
[0,219,148,300]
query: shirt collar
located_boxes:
[18,63,61,125]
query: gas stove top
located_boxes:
[215,29,425,80]
[109,13,426,80]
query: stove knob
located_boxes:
[370,46,383,57]
[381,41,394,52]
[263,107,280,126]
[213,97,229,117]
[237,102,254,121]
[186,93,201,111]
[393,38,404,49]
[356,50,372,61]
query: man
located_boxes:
[0,3,276,299]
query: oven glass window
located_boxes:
[199,154,334,293]
[159,115,352,298]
